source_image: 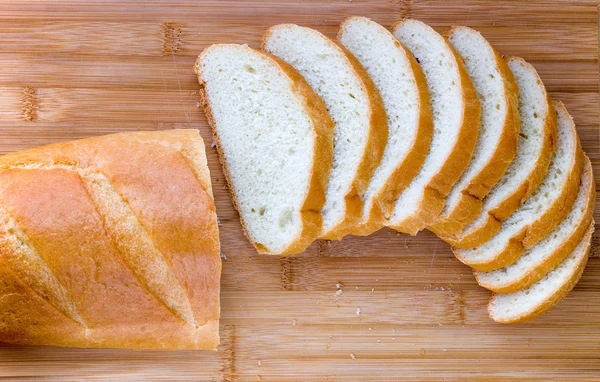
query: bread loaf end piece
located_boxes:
[0,130,221,349]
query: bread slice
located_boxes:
[262,24,387,240]
[428,26,520,238]
[453,102,584,271]
[488,222,593,324]
[446,57,557,248]
[195,44,334,255]
[337,16,433,236]
[476,156,595,293]
[387,19,481,235]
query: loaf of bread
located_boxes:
[193,19,594,324]
[0,130,221,349]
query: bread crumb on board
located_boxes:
[349,352,356,359]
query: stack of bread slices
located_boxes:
[194,17,595,324]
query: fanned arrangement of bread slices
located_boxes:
[195,16,596,323]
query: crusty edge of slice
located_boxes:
[429,28,521,238]
[446,56,558,249]
[488,222,593,324]
[261,25,387,241]
[452,102,584,271]
[476,155,595,293]
[194,45,334,255]
[338,18,434,237]
[387,20,481,235]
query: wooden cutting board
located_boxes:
[0,0,598,380]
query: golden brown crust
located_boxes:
[476,156,595,293]
[445,56,558,249]
[387,22,481,235]
[429,33,521,239]
[489,223,593,324]
[339,19,433,237]
[0,130,221,349]
[195,45,334,255]
[453,104,584,271]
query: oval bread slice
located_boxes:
[476,156,595,293]
[453,102,584,271]
[387,19,481,235]
[429,26,520,238]
[447,57,557,248]
[195,44,334,255]
[488,222,593,324]
[337,16,433,236]
[263,24,388,240]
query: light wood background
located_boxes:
[0,0,598,380]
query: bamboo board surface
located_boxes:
[0,0,599,380]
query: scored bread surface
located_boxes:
[488,223,593,324]
[429,26,520,239]
[0,130,221,349]
[476,156,595,293]
[337,16,433,236]
[196,44,334,255]
[446,57,557,248]
[263,24,387,240]
[453,102,584,271]
[387,19,481,235]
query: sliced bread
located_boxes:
[453,102,584,271]
[262,24,388,240]
[429,26,520,238]
[195,44,334,255]
[488,222,593,324]
[387,19,481,235]
[446,57,557,248]
[337,16,433,236]
[476,156,595,293]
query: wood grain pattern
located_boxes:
[0,0,598,380]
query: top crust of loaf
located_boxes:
[429,26,520,238]
[453,101,584,271]
[445,57,557,248]
[337,16,433,236]
[0,130,221,349]
[387,19,481,235]
[262,24,387,240]
[196,44,334,255]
